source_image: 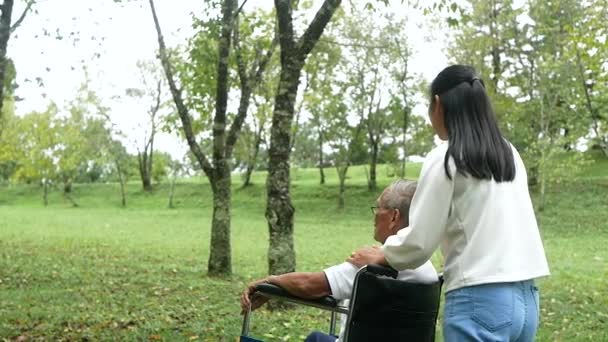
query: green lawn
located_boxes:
[0,160,607,341]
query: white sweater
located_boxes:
[382,142,550,292]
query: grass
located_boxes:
[0,159,607,341]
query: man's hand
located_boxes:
[347,245,387,267]
[240,278,271,315]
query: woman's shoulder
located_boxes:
[426,142,449,162]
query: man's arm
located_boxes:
[240,272,331,314]
[266,272,331,299]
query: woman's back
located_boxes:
[440,142,550,292]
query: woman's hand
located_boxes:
[240,279,271,315]
[347,245,387,267]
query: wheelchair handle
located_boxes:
[363,264,399,279]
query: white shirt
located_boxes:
[382,142,550,292]
[324,234,438,342]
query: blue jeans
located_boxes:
[444,280,540,342]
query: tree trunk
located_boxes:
[205,0,237,276]
[368,142,378,191]
[537,90,548,211]
[266,61,300,276]
[318,128,325,185]
[148,134,154,186]
[319,165,325,185]
[401,153,407,178]
[266,0,342,275]
[242,133,261,187]
[242,115,263,188]
[63,177,78,207]
[116,160,127,208]
[489,0,500,92]
[64,192,78,207]
[63,177,72,193]
[528,165,538,187]
[208,169,232,276]
[242,163,255,187]
[601,141,608,158]
[42,178,48,206]
[337,165,348,209]
[401,108,409,178]
[0,0,14,127]
[168,173,177,209]
[538,170,546,212]
[138,152,153,191]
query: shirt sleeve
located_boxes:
[323,262,359,300]
[381,145,454,270]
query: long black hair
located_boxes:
[430,65,515,182]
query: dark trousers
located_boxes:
[304,331,336,342]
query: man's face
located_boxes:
[373,196,397,243]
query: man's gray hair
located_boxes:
[379,179,418,225]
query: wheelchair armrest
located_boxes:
[363,264,398,279]
[254,283,348,313]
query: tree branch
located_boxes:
[252,36,278,86]
[225,33,277,158]
[9,0,34,34]
[232,15,249,91]
[234,0,250,19]
[318,37,388,50]
[211,0,236,171]
[289,69,310,152]
[148,0,214,180]
[296,0,341,59]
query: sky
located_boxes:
[8,0,449,159]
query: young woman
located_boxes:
[348,65,550,341]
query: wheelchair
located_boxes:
[241,264,443,342]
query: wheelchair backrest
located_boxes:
[344,265,442,342]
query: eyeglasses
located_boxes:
[371,206,394,215]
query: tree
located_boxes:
[149,0,276,275]
[12,105,60,206]
[56,81,108,204]
[0,0,34,132]
[107,138,131,208]
[342,9,386,191]
[238,96,270,187]
[266,0,342,276]
[525,0,593,209]
[126,60,168,191]
[232,11,280,187]
[302,35,342,185]
[0,97,18,182]
[563,0,608,157]
[290,121,319,168]
[404,115,435,157]
[449,0,595,208]
[330,119,362,209]
[167,156,185,209]
[388,24,416,178]
[335,7,415,190]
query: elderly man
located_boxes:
[240,180,438,342]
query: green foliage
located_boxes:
[3,58,17,99]
[151,151,172,184]
[11,104,60,183]
[406,115,435,157]
[448,0,607,203]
